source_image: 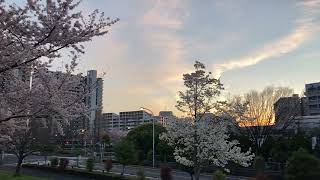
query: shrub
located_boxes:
[104,160,113,172]
[58,158,69,170]
[255,172,269,180]
[213,170,225,180]
[74,149,85,156]
[160,166,172,180]
[86,158,95,172]
[286,148,320,180]
[146,150,153,161]
[50,157,59,167]
[254,156,265,173]
[136,168,146,180]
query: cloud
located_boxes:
[80,0,190,115]
[141,0,188,29]
[212,0,320,78]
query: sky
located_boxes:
[8,0,320,115]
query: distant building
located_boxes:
[274,94,304,124]
[101,113,120,133]
[286,115,320,131]
[158,111,175,127]
[49,70,103,141]
[305,82,320,115]
[159,111,174,117]
[119,110,152,130]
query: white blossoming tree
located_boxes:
[0,0,118,74]
[0,67,89,175]
[160,61,254,180]
[0,0,118,175]
[0,0,118,123]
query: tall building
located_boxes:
[119,110,152,130]
[305,82,320,116]
[45,70,103,141]
[85,70,103,138]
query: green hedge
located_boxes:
[22,164,127,180]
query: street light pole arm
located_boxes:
[140,107,154,116]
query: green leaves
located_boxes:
[176,61,224,119]
[113,139,136,165]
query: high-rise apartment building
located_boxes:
[305,82,320,116]
[84,70,103,138]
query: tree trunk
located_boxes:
[15,156,23,176]
[121,164,125,175]
[189,172,194,180]
[44,155,47,165]
[194,168,201,180]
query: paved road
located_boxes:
[1,154,48,165]
[1,154,250,180]
[94,163,249,180]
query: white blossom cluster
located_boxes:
[0,0,118,74]
[160,118,255,170]
[0,0,118,141]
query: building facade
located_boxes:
[305,82,320,116]
[274,94,305,124]
[101,113,120,133]
[119,110,152,130]
[158,111,174,127]
[84,70,103,138]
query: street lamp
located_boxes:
[140,107,155,168]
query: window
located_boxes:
[309,105,318,109]
[309,96,317,100]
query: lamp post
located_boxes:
[26,67,34,128]
[140,107,155,168]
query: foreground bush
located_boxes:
[104,160,113,172]
[160,166,172,180]
[58,158,69,170]
[50,158,58,167]
[136,168,146,180]
[286,148,320,180]
[213,170,225,180]
[253,156,265,173]
[255,172,269,180]
[86,158,95,172]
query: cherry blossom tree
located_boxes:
[0,0,118,175]
[108,129,128,145]
[0,67,89,175]
[160,61,254,180]
[0,0,118,124]
[0,0,118,74]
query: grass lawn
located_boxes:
[0,171,49,180]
